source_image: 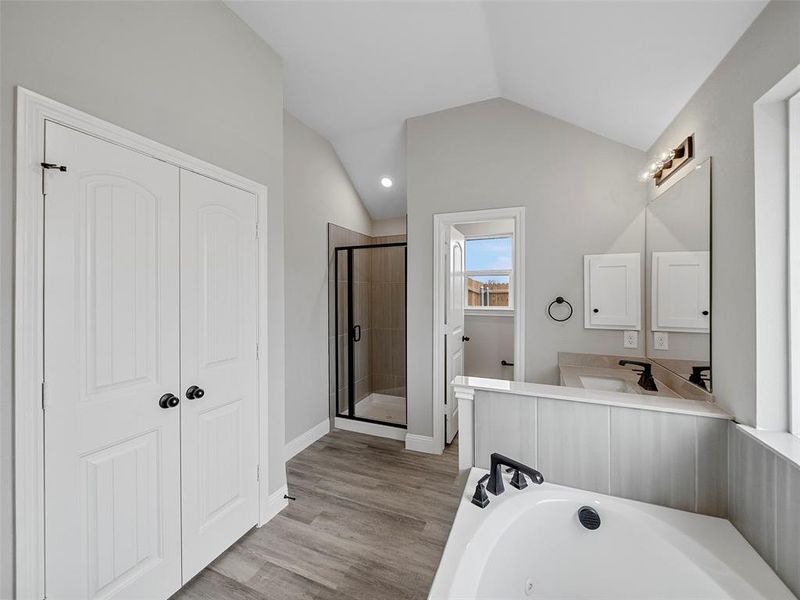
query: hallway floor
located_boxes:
[173,429,461,600]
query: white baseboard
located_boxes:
[405,433,440,454]
[285,418,331,460]
[259,484,288,526]
[334,417,407,441]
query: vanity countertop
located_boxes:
[452,375,730,420]
[559,365,682,399]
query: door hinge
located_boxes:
[255,222,260,240]
[256,464,261,482]
[41,381,47,411]
[256,342,260,361]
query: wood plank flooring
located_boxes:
[173,430,462,600]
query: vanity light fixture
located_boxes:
[639,135,694,186]
[380,176,393,188]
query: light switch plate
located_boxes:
[654,331,669,350]
[623,330,638,349]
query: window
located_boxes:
[465,236,513,309]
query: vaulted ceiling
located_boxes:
[228,1,766,219]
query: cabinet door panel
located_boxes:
[652,251,710,332]
[584,253,641,330]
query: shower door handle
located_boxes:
[352,325,361,342]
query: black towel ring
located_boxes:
[548,296,573,322]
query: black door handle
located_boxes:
[462,336,470,342]
[186,385,205,400]
[353,324,362,342]
[159,393,180,409]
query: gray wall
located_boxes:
[406,98,646,437]
[464,315,515,380]
[646,0,800,425]
[0,3,286,596]
[284,113,372,442]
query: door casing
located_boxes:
[13,87,280,599]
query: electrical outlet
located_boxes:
[623,330,638,349]
[654,331,669,350]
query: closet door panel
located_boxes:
[43,122,182,600]
[179,170,259,582]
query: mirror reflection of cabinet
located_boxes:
[584,253,641,330]
[652,251,710,332]
[646,158,711,391]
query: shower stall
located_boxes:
[334,242,407,429]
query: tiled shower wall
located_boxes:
[369,242,406,398]
[328,224,406,417]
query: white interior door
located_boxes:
[179,170,260,581]
[43,122,182,599]
[652,251,710,332]
[445,227,466,444]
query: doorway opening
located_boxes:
[432,207,526,453]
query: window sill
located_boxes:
[465,308,515,317]
[737,424,800,470]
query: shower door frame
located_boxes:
[334,242,407,429]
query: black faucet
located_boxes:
[486,453,544,496]
[618,359,658,392]
[689,366,711,390]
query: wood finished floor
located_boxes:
[173,429,462,600]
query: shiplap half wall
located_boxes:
[472,391,729,518]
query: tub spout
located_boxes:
[486,453,544,496]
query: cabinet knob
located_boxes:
[701,310,709,316]
[159,393,180,409]
[593,308,599,314]
[186,385,205,400]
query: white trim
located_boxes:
[333,417,407,441]
[790,89,800,436]
[405,433,440,454]
[431,207,526,455]
[13,87,277,597]
[453,386,475,471]
[259,484,289,526]
[285,419,331,460]
[465,308,514,318]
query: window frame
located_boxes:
[463,234,514,312]
[789,89,800,436]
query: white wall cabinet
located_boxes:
[584,253,641,330]
[652,251,710,333]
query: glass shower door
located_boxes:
[334,243,406,428]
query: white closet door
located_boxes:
[445,227,465,444]
[179,170,260,581]
[43,122,182,599]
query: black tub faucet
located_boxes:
[486,453,544,496]
[619,359,658,392]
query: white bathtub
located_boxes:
[429,468,795,600]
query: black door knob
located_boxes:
[701,310,709,316]
[159,393,180,409]
[593,308,599,313]
[186,385,205,400]
[462,336,470,342]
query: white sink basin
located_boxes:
[578,375,629,393]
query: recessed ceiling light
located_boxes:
[380,177,393,188]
